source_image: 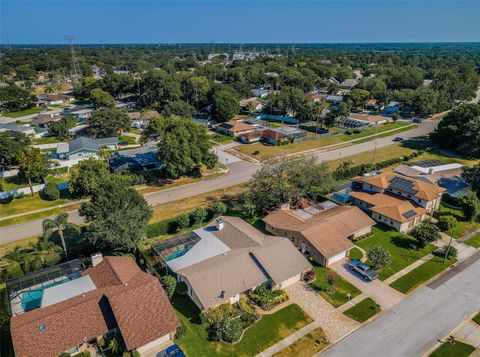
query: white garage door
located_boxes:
[328,251,347,265]
[280,274,301,288]
[136,333,172,354]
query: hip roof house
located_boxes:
[57,136,118,160]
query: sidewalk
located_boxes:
[336,293,367,313]
[0,200,85,221]
[255,322,319,357]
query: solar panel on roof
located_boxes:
[389,176,418,195]
[408,159,444,168]
[402,210,417,219]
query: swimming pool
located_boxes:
[165,247,190,262]
[20,279,71,312]
[331,191,351,204]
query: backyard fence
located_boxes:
[293,130,345,143]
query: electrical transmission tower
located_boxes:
[65,35,81,85]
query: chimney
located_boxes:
[91,253,103,267]
[216,218,224,231]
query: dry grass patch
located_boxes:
[272,327,329,357]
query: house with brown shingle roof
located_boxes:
[263,201,375,266]
[350,172,445,232]
[161,216,311,310]
[9,256,179,357]
[215,120,256,137]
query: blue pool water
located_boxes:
[165,247,189,262]
[331,192,351,204]
[21,279,70,312]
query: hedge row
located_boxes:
[333,151,423,180]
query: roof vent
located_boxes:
[39,324,46,331]
[216,218,224,231]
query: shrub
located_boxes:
[192,207,208,225]
[215,317,243,343]
[204,303,235,325]
[175,213,191,231]
[438,245,458,260]
[175,324,186,339]
[42,182,60,201]
[176,281,188,295]
[248,286,288,310]
[131,352,140,357]
[437,215,457,231]
[367,246,392,270]
[146,218,176,238]
[304,269,316,282]
[252,150,260,155]
[410,220,441,248]
[238,297,255,315]
[209,201,227,217]
[160,275,177,299]
[325,271,339,287]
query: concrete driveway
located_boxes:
[285,282,359,342]
[330,259,404,310]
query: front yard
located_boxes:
[434,206,480,239]
[3,107,45,118]
[465,235,480,248]
[343,297,381,323]
[356,225,437,281]
[173,294,313,357]
[272,327,329,357]
[429,341,476,357]
[389,255,456,294]
[310,265,361,307]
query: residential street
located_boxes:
[320,252,480,357]
[0,120,437,244]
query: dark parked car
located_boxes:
[165,344,186,357]
[118,140,129,146]
[349,260,378,281]
[392,137,403,142]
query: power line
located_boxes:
[64,35,81,85]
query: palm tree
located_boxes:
[42,213,77,259]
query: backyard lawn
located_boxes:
[429,341,476,357]
[119,135,137,145]
[356,225,437,281]
[343,297,381,323]
[3,107,45,118]
[236,122,413,161]
[173,294,313,357]
[389,255,456,294]
[434,206,480,239]
[32,136,65,145]
[272,327,329,357]
[209,132,234,144]
[310,264,361,307]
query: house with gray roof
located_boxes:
[155,216,311,310]
[0,124,35,135]
[109,145,161,173]
[57,136,118,160]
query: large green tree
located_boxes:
[48,116,78,139]
[42,213,79,258]
[0,131,31,168]
[88,107,130,138]
[17,147,47,196]
[410,220,441,248]
[69,158,110,197]
[461,190,480,222]
[79,176,152,252]
[89,88,115,108]
[211,89,239,122]
[462,165,480,197]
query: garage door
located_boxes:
[327,251,347,265]
[280,274,301,288]
[136,333,172,354]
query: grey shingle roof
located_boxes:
[58,136,118,155]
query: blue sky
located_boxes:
[1,1,479,44]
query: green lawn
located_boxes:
[3,107,45,118]
[343,297,381,323]
[173,294,313,357]
[0,193,71,219]
[32,136,64,144]
[119,135,137,145]
[128,127,143,134]
[272,327,329,357]
[209,133,234,143]
[348,247,364,261]
[310,264,361,307]
[434,206,480,239]
[472,312,480,325]
[44,175,69,185]
[465,235,480,248]
[390,256,456,294]
[2,176,39,191]
[236,122,413,161]
[429,341,476,357]
[356,225,437,281]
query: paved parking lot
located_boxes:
[331,259,404,310]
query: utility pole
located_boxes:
[371,141,378,163]
[443,235,453,263]
[64,35,81,85]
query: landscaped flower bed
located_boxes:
[248,285,289,310]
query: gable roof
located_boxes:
[173,216,311,309]
[58,136,119,155]
[357,172,445,201]
[261,128,290,142]
[263,205,375,258]
[11,256,179,357]
[216,120,255,133]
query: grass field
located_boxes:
[343,297,381,323]
[390,255,456,294]
[429,341,475,357]
[119,135,137,145]
[173,294,313,357]
[356,225,437,281]
[236,122,413,161]
[465,235,480,248]
[310,264,361,307]
[434,206,480,239]
[209,132,234,143]
[272,327,329,357]
[348,247,364,261]
[32,136,64,145]
[3,107,45,118]
[0,193,72,218]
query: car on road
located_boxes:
[349,260,378,281]
[165,344,186,357]
[392,137,403,142]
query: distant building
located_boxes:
[57,136,118,160]
[64,106,94,122]
[128,110,159,128]
[239,97,263,113]
[363,99,380,111]
[384,101,401,114]
[0,124,35,135]
[261,126,307,145]
[252,88,271,98]
[215,120,256,137]
[339,79,358,90]
[238,130,264,143]
[38,94,74,106]
[109,145,161,173]
[339,114,389,128]
[326,95,344,105]
[31,113,62,128]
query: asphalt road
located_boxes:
[0,120,437,244]
[320,252,480,357]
